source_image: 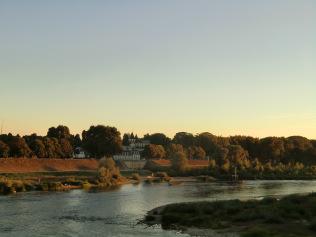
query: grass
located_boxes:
[0,167,129,194]
[146,193,316,237]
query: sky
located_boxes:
[0,0,315,139]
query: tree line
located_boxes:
[0,125,122,159]
[140,132,316,176]
[1,125,316,174]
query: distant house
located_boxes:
[113,138,150,161]
[73,147,89,159]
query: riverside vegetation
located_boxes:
[1,125,316,180]
[145,193,316,237]
[0,157,127,195]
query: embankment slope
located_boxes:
[0,158,98,173]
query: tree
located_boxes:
[187,146,206,160]
[99,157,116,170]
[171,151,188,173]
[7,136,32,157]
[59,138,73,158]
[82,125,122,158]
[46,126,74,158]
[47,125,71,140]
[144,133,171,146]
[42,137,63,158]
[284,136,314,164]
[214,147,229,166]
[98,157,120,183]
[24,134,47,158]
[260,137,285,162]
[130,132,135,139]
[0,141,10,158]
[71,134,82,147]
[227,145,250,169]
[142,144,166,159]
[221,159,231,173]
[252,158,264,173]
[173,132,195,148]
[166,144,186,159]
[229,136,260,158]
[31,139,47,158]
[196,132,221,156]
[122,133,130,146]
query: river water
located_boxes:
[1,180,316,237]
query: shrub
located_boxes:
[82,181,92,189]
[0,180,15,194]
[12,180,25,192]
[131,173,141,181]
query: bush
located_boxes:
[13,180,25,192]
[82,181,92,189]
[0,180,15,194]
[131,173,141,181]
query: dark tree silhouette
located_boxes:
[122,133,130,146]
[82,125,122,158]
[144,133,171,146]
[47,125,71,140]
[0,140,10,158]
[173,132,195,147]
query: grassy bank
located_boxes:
[0,167,130,195]
[0,158,99,173]
[0,174,129,195]
[145,193,316,237]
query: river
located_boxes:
[1,180,316,237]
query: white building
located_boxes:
[113,138,150,161]
[73,147,89,159]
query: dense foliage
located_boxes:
[82,125,122,158]
[0,125,122,159]
[1,127,316,175]
[142,132,316,177]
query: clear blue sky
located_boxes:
[0,0,315,138]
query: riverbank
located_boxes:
[0,169,170,195]
[0,158,99,173]
[0,171,131,195]
[144,193,316,237]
